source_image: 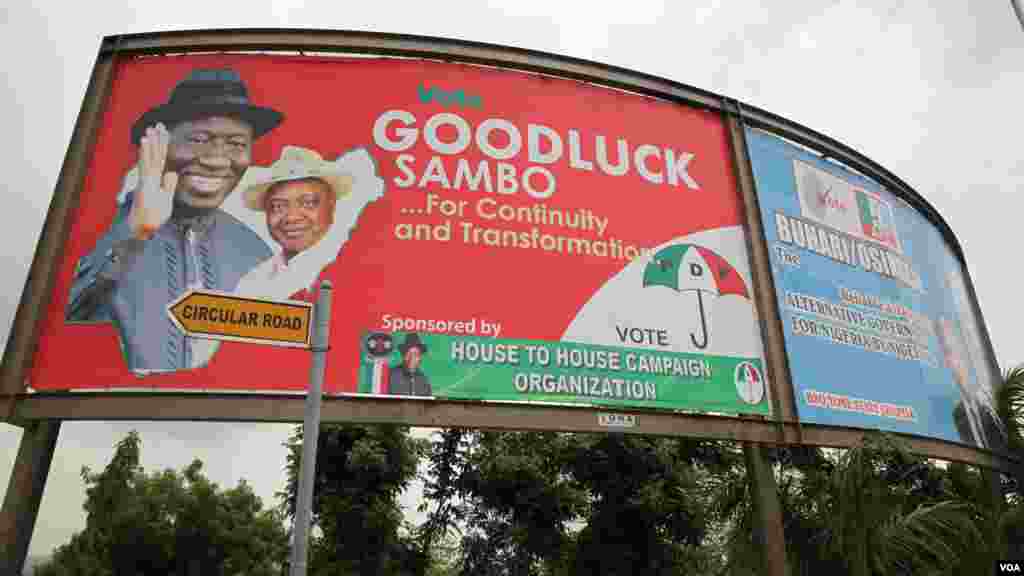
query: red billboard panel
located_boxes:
[31,54,766,415]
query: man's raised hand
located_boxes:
[129,123,178,239]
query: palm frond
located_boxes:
[996,365,1024,452]
[875,501,982,575]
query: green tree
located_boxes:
[714,436,985,576]
[35,430,288,576]
[994,365,1024,557]
[279,423,428,576]
[417,430,729,575]
[996,366,1024,454]
[416,430,588,575]
[564,434,720,575]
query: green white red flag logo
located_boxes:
[734,361,765,405]
[855,188,899,251]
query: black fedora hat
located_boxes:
[398,333,427,355]
[130,68,283,145]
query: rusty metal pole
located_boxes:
[0,34,115,576]
[744,444,788,576]
[982,468,1004,554]
[723,98,791,576]
[0,421,61,574]
[1,42,116,417]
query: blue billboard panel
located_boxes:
[746,127,1005,449]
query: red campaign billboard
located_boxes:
[31,53,768,415]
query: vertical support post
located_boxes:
[1,44,116,412]
[725,98,790,576]
[744,443,788,576]
[290,281,333,576]
[0,420,61,575]
[721,103,800,445]
[982,468,1004,555]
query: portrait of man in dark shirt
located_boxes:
[65,68,283,373]
[388,333,432,397]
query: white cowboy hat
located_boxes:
[243,146,354,211]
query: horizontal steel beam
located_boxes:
[11,392,1019,472]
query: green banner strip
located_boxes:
[359,332,770,416]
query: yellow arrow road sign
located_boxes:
[166,289,313,348]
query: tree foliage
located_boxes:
[278,423,428,576]
[993,364,1024,558]
[35,430,288,576]
[416,429,730,575]
[713,436,993,576]
[997,365,1024,454]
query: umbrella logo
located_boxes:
[642,243,750,349]
[734,361,765,405]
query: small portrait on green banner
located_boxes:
[390,333,433,397]
[362,331,433,398]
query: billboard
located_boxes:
[746,127,1005,449]
[30,53,769,416]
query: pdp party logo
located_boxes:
[642,243,749,350]
[734,361,765,405]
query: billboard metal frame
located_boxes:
[0,29,1015,475]
[10,391,1014,471]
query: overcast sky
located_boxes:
[2,0,1022,558]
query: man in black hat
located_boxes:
[388,333,432,397]
[66,68,283,373]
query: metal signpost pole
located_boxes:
[289,280,333,576]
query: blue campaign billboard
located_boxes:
[746,127,1005,449]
